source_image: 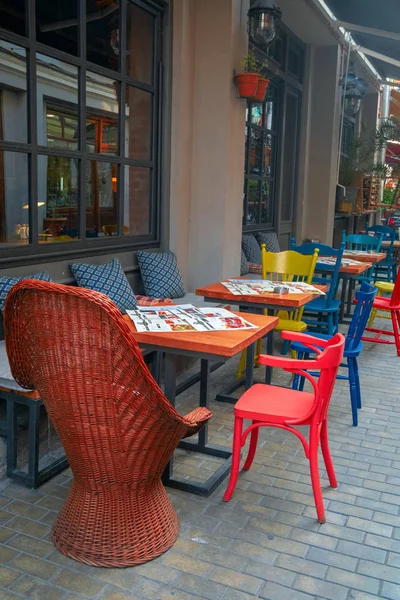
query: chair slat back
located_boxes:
[261,247,319,321]
[316,333,345,423]
[345,282,377,352]
[342,231,383,252]
[390,270,400,308]
[290,239,344,308]
[366,224,396,260]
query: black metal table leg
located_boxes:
[27,401,41,488]
[245,342,255,390]
[265,329,274,384]
[6,398,17,478]
[162,355,231,496]
[214,341,256,403]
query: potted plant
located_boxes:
[234,50,271,102]
[338,123,394,213]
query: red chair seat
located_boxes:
[235,383,314,423]
[373,297,391,309]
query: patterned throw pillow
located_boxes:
[70,258,137,313]
[256,231,281,253]
[242,234,261,264]
[240,250,249,275]
[137,251,185,299]
[0,271,52,312]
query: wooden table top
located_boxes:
[382,240,400,248]
[342,251,386,264]
[338,262,373,275]
[196,281,324,309]
[123,312,278,358]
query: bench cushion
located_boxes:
[242,234,261,264]
[70,258,137,313]
[0,271,51,312]
[256,231,281,253]
[241,250,249,275]
[137,251,186,299]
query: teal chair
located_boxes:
[366,224,397,282]
[290,238,344,336]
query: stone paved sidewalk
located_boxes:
[0,327,399,600]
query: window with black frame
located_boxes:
[0,0,163,259]
[243,84,278,229]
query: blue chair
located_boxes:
[291,282,377,427]
[342,231,383,284]
[366,224,397,283]
[290,238,344,336]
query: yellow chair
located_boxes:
[237,246,319,378]
[367,281,395,327]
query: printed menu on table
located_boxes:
[126,304,257,333]
[221,280,325,296]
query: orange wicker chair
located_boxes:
[4,280,212,567]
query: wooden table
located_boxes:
[195,281,322,312]
[124,312,278,496]
[343,251,386,263]
[382,240,400,248]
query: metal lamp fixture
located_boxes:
[344,88,363,117]
[248,0,282,47]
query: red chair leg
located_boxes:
[223,416,243,502]
[243,423,259,471]
[309,425,326,524]
[391,311,400,356]
[320,420,338,488]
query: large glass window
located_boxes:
[0,0,163,257]
[243,85,279,228]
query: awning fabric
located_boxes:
[325,0,400,80]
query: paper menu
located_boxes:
[126,304,257,333]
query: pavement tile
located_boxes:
[209,566,263,595]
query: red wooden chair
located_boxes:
[362,269,400,356]
[223,331,345,524]
[4,280,212,567]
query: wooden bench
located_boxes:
[0,340,69,488]
[0,340,161,488]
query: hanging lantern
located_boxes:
[344,88,363,117]
[248,0,282,47]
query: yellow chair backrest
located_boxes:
[261,245,319,321]
[261,247,319,283]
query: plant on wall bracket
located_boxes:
[234,48,272,102]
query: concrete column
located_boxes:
[169,0,248,290]
[301,45,342,244]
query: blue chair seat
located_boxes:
[304,297,341,313]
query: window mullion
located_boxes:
[27,0,38,250]
[79,0,86,241]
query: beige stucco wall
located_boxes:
[169,0,249,290]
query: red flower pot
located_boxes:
[254,77,270,102]
[234,73,260,99]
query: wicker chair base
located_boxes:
[51,480,179,567]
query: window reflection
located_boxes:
[0,42,28,144]
[87,0,120,71]
[37,53,78,147]
[86,160,118,237]
[124,165,151,235]
[0,152,29,247]
[86,71,119,155]
[126,3,154,84]
[0,1,26,37]
[36,0,78,57]
[38,155,79,243]
[126,86,152,160]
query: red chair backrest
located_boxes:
[390,270,400,308]
[314,333,345,423]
